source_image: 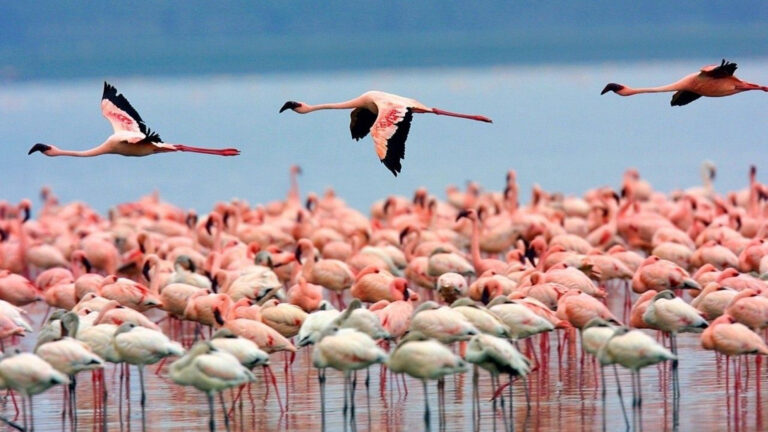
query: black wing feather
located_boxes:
[350,108,376,140]
[670,90,702,106]
[102,82,162,142]
[380,109,413,177]
[701,59,738,79]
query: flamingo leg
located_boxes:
[207,392,216,432]
[28,396,34,432]
[318,369,326,430]
[422,380,431,428]
[612,365,630,430]
[102,369,108,432]
[219,392,230,432]
[138,365,147,432]
[509,374,515,432]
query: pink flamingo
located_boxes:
[280,91,492,176]
[602,59,768,106]
[350,265,411,303]
[455,209,508,274]
[28,82,240,158]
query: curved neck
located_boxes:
[469,218,482,268]
[301,243,315,280]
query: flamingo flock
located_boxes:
[0,161,767,430]
[3,58,768,431]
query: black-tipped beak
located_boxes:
[81,256,92,273]
[399,227,410,245]
[294,246,303,263]
[456,210,471,222]
[28,143,51,155]
[22,207,30,223]
[601,83,624,95]
[205,216,214,235]
[403,288,410,301]
[280,101,301,113]
[142,261,151,282]
[481,288,490,305]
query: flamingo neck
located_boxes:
[302,97,365,113]
[288,173,300,204]
[469,218,482,269]
[301,244,315,281]
[48,146,106,157]
[618,83,683,95]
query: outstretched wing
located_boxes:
[100,82,162,142]
[370,104,413,177]
[670,90,702,106]
[350,108,376,140]
[700,59,738,79]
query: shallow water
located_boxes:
[2,290,764,432]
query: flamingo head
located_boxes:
[601,83,628,95]
[455,209,476,222]
[392,278,409,300]
[28,143,53,156]
[279,101,305,113]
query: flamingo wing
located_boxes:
[370,103,413,177]
[670,90,702,106]
[700,59,737,78]
[350,108,376,140]
[100,82,162,142]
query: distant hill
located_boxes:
[2,1,768,80]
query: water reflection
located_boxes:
[0,296,763,431]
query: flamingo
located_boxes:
[170,341,255,432]
[601,59,768,106]
[28,82,240,158]
[34,313,104,430]
[597,327,676,428]
[113,323,184,430]
[279,91,492,176]
[465,333,531,429]
[387,332,468,427]
[296,305,341,347]
[0,352,69,431]
[312,326,387,423]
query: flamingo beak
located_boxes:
[280,101,301,113]
[601,83,625,95]
[456,210,471,222]
[28,143,51,155]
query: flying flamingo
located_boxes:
[601,59,768,106]
[279,91,492,176]
[28,82,240,158]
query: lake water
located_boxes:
[1,58,767,215]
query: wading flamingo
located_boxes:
[0,352,69,431]
[387,332,468,428]
[279,91,492,176]
[170,341,255,432]
[601,59,768,106]
[28,82,240,158]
